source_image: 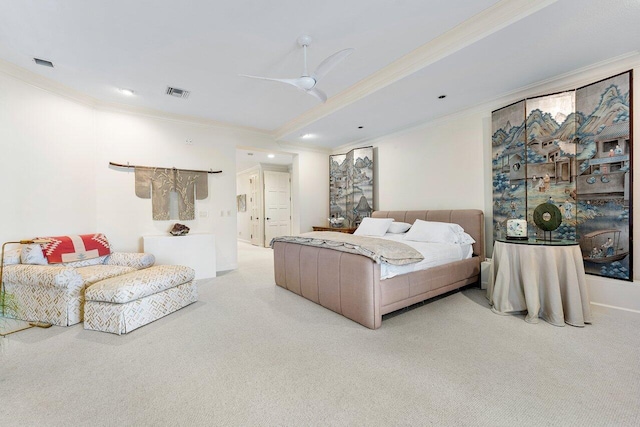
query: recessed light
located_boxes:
[438,95,446,99]
[119,88,135,96]
[267,154,275,159]
[301,133,315,139]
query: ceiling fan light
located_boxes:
[298,76,316,90]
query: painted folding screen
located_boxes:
[330,146,374,228]
[492,71,633,281]
[575,71,632,280]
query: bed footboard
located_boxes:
[273,241,382,329]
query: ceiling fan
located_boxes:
[240,35,354,103]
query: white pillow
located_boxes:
[387,221,412,234]
[353,218,393,237]
[404,219,465,244]
[20,244,48,265]
[456,231,476,245]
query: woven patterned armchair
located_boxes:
[2,250,155,326]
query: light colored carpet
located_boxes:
[1,242,639,426]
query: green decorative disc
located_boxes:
[533,203,562,231]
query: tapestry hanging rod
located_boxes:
[109,161,222,174]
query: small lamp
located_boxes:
[1,239,52,336]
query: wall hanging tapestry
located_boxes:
[329,146,374,228]
[237,194,246,212]
[109,162,222,221]
[491,71,632,281]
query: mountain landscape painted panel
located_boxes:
[575,71,632,281]
[492,100,526,239]
[330,147,374,228]
[491,71,633,281]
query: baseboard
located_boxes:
[590,302,640,315]
[587,275,640,313]
[217,263,238,272]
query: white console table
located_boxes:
[143,233,216,280]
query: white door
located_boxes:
[263,171,291,246]
[249,173,262,246]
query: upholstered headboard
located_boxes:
[371,210,485,260]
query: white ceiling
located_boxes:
[236,149,294,173]
[0,0,638,149]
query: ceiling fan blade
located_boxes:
[239,74,305,89]
[311,48,354,83]
[306,87,327,103]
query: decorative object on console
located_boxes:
[170,223,190,236]
[109,161,222,221]
[330,146,374,228]
[506,219,528,240]
[533,203,562,232]
[491,70,632,281]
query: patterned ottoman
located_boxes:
[83,265,197,335]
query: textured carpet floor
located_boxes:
[1,242,639,426]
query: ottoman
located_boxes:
[84,265,198,335]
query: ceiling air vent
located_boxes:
[34,58,54,67]
[166,86,190,99]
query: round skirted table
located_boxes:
[487,239,592,327]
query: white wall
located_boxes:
[374,112,486,211]
[0,72,97,241]
[94,109,241,271]
[292,150,330,233]
[236,168,253,243]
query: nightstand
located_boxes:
[312,226,357,234]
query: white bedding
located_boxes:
[378,233,473,279]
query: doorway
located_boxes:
[236,149,294,247]
[264,170,291,245]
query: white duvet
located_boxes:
[377,233,473,280]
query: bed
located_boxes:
[272,210,485,329]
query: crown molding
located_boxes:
[95,102,271,136]
[0,58,98,107]
[272,140,332,154]
[0,58,273,137]
[274,0,559,141]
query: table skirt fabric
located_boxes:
[488,241,592,327]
